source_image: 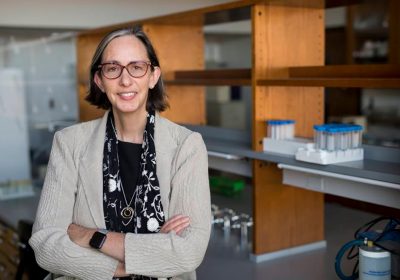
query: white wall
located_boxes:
[0,0,233,29]
[0,69,31,182]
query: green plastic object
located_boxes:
[209,176,245,196]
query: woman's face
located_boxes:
[94,35,160,116]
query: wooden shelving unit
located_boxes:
[76,0,399,259]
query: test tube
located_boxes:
[279,121,284,140]
[340,127,346,150]
[314,125,322,150]
[278,121,282,140]
[280,121,284,140]
[321,126,326,150]
[327,129,335,151]
[348,126,354,150]
[354,125,363,148]
[343,126,351,150]
[283,121,288,139]
[267,121,272,138]
[334,129,340,151]
[273,121,278,139]
[288,120,295,139]
[351,126,357,149]
[267,120,274,139]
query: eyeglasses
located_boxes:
[98,61,152,79]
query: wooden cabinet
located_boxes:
[75,0,399,258]
[0,221,19,280]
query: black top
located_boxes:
[118,141,142,203]
[103,140,142,234]
[109,141,142,280]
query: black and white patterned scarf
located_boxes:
[103,110,166,280]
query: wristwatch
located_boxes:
[89,229,109,249]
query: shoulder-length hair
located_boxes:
[85,26,168,112]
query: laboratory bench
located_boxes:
[202,133,400,210]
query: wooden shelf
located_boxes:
[289,65,400,78]
[165,68,251,86]
[258,65,400,88]
[257,77,400,88]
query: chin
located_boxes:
[115,104,143,114]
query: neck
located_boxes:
[112,110,147,144]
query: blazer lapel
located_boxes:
[79,111,109,229]
[154,113,177,218]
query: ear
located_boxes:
[149,66,161,89]
[94,71,105,92]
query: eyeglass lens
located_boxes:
[101,61,150,79]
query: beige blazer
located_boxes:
[29,111,211,280]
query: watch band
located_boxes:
[98,228,109,235]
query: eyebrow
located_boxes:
[101,60,148,64]
[101,60,121,64]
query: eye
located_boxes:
[106,66,119,72]
[130,63,145,71]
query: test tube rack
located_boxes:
[263,137,312,156]
[264,119,310,155]
[295,124,364,165]
[295,145,364,165]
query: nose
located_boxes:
[119,67,133,87]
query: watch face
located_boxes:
[89,231,107,249]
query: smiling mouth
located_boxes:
[118,92,136,97]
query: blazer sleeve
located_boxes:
[29,131,118,280]
[124,132,211,278]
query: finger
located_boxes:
[165,216,189,232]
[175,222,190,236]
[165,215,185,224]
[161,216,190,233]
[162,220,189,235]
[162,215,188,229]
[167,219,190,233]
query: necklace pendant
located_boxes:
[121,206,134,219]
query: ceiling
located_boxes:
[0,0,234,30]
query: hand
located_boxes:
[114,262,129,277]
[67,223,95,248]
[160,215,190,236]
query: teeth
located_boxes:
[119,92,135,97]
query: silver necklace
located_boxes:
[110,119,136,223]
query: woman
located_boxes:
[29,27,211,280]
